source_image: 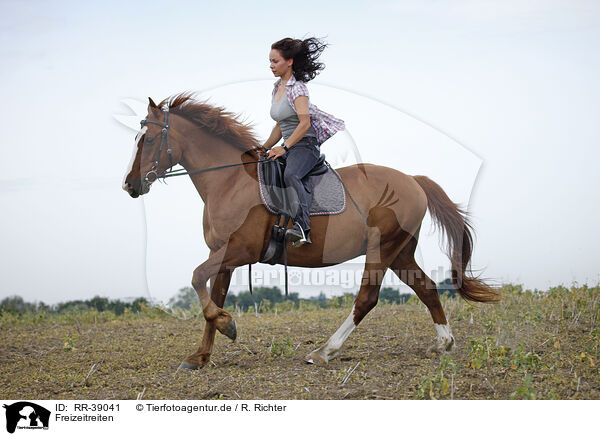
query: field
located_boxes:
[1,284,598,400]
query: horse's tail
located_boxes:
[413,175,500,303]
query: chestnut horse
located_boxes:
[122,93,499,370]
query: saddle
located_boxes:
[258,153,346,218]
[257,152,346,265]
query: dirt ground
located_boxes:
[1,286,599,400]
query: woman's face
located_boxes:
[269,49,292,77]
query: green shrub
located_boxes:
[417,354,456,399]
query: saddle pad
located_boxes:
[257,159,346,216]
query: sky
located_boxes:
[0,0,599,305]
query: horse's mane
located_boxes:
[158,92,266,156]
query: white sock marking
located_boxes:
[434,323,454,346]
[323,305,356,356]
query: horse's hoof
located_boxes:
[426,340,454,356]
[224,319,237,342]
[178,361,199,371]
[304,351,327,365]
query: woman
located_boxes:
[265,37,345,247]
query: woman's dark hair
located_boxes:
[271,37,328,82]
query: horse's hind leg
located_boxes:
[390,236,455,353]
[305,258,389,364]
[305,224,406,364]
[179,270,233,370]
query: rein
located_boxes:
[141,107,271,184]
[159,158,271,179]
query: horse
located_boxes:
[122,92,499,370]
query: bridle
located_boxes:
[140,107,175,187]
[138,106,272,188]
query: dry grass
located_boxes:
[0,284,598,400]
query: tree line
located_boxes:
[167,279,457,312]
[0,295,149,315]
[1,278,456,315]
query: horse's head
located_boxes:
[122,97,185,197]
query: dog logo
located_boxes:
[3,402,50,433]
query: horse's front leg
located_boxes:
[178,244,249,370]
[179,270,233,370]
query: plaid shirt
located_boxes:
[272,74,345,145]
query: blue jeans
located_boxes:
[279,136,320,231]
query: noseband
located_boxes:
[140,107,174,185]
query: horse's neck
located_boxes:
[180,131,256,204]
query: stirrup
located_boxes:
[290,226,311,248]
[285,223,304,242]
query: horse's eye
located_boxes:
[145,136,155,144]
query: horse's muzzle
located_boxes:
[123,182,141,198]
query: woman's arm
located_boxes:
[266,96,311,160]
[283,96,311,148]
[263,123,283,148]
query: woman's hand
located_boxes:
[267,145,287,160]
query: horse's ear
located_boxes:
[148,97,158,109]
